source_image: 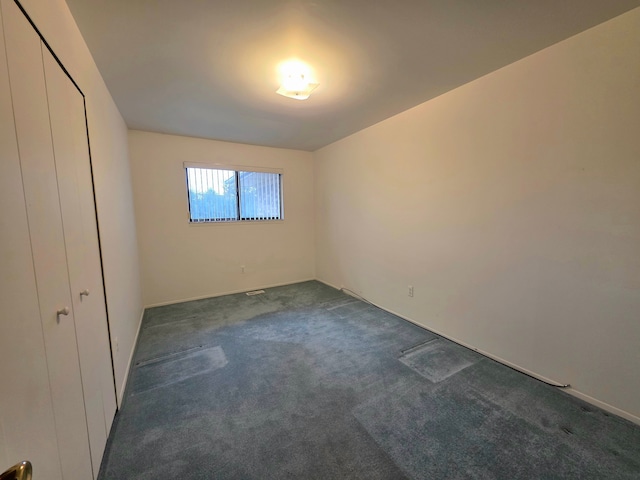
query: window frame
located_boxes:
[184,162,284,224]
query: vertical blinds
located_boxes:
[239,171,281,220]
[186,167,282,222]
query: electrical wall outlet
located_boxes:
[408,285,414,297]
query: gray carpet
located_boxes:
[99,281,640,479]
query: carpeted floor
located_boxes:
[99,281,640,479]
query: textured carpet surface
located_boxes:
[99,281,640,479]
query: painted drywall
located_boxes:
[129,130,316,306]
[315,8,640,421]
[19,0,143,401]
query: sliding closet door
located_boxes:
[43,47,117,471]
[0,2,61,478]
[1,0,93,478]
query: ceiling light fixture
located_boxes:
[276,60,318,100]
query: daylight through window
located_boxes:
[186,166,282,222]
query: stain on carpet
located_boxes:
[131,345,228,395]
[399,338,481,383]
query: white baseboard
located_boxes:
[117,307,144,408]
[316,278,640,426]
[565,389,640,425]
[143,277,316,309]
[315,278,345,292]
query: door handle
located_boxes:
[0,460,32,480]
[80,289,90,298]
[56,306,70,318]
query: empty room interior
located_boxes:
[1,0,639,478]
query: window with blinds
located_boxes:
[186,166,282,222]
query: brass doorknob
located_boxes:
[0,460,32,480]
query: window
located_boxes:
[186,165,282,222]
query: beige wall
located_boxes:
[315,8,640,421]
[129,131,316,306]
[20,0,143,401]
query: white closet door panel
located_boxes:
[1,0,92,478]
[43,47,117,474]
[0,2,61,478]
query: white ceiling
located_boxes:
[65,0,640,151]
